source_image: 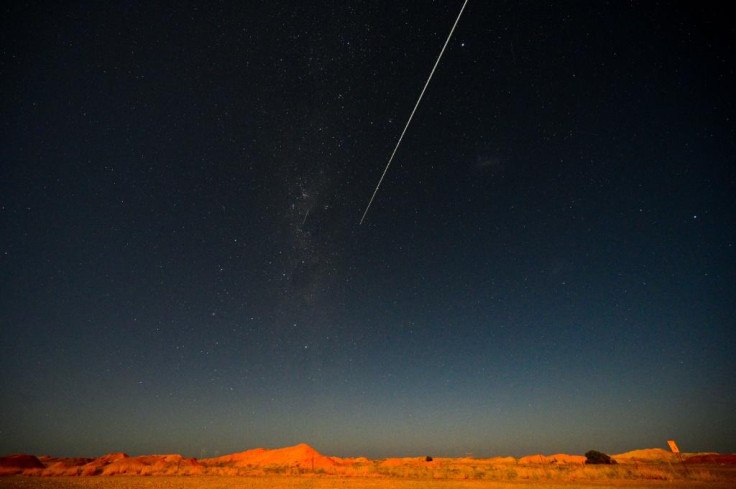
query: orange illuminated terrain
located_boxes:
[1,443,735,487]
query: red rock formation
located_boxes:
[685,454,736,464]
[201,443,335,470]
[0,454,45,475]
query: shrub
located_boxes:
[585,450,617,465]
[425,456,433,462]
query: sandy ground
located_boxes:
[1,476,735,489]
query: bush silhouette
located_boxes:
[425,456,433,462]
[585,450,616,465]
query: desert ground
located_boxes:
[2,475,736,489]
[2,444,735,488]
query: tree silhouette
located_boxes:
[585,450,617,465]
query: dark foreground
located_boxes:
[2,474,736,489]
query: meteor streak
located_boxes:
[360,0,469,225]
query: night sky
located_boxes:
[2,1,735,459]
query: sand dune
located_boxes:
[517,454,586,464]
[612,448,677,463]
[200,443,336,470]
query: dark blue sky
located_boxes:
[2,1,734,459]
